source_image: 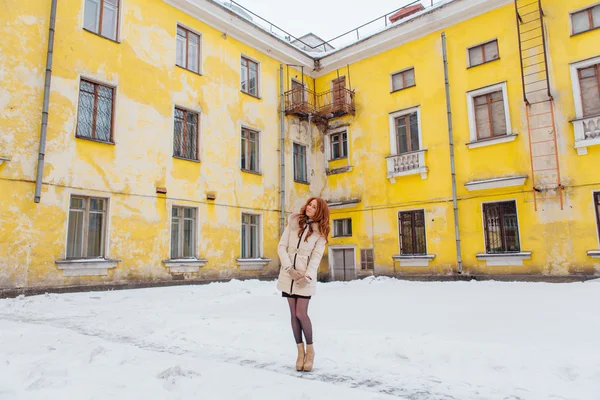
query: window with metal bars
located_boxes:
[595,192,600,241]
[173,107,199,161]
[241,56,259,97]
[473,90,507,140]
[170,206,196,259]
[578,64,600,118]
[333,219,352,237]
[483,201,521,254]
[83,0,120,41]
[391,68,415,91]
[176,25,201,74]
[67,196,107,259]
[399,210,426,255]
[329,131,348,160]
[394,112,419,154]
[241,213,260,258]
[571,5,600,35]
[468,39,499,67]
[293,143,308,183]
[241,128,260,172]
[360,249,374,270]
[76,79,115,143]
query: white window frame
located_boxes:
[240,54,261,98]
[175,23,203,75]
[466,82,515,148]
[388,106,422,155]
[569,55,600,155]
[466,38,499,68]
[292,141,309,183]
[169,205,199,260]
[390,67,416,92]
[240,124,262,174]
[81,0,122,42]
[240,212,263,259]
[325,126,350,162]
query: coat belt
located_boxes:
[287,247,311,257]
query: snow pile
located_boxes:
[1,277,599,399]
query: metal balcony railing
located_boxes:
[283,87,355,119]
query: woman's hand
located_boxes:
[289,269,302,281]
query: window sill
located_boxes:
[236,258,271,271]
[588,250,600,259]
[294,179,310,185]
[240,90,261,100]
[0,156,10,166]
[476,251,532,266]
[175,64,203,77]
[574,137,600,156]
[76,136,115,145]
[326,166,353,175]
[467,58,501,69]
[332,235,352,238]
[328,156,348,162]
[392,254,435,267]
[162,258,207,273]
[83,28,120,44]
[390,84,416,93]
[570,26,600,37]
[55,258,120,277]
[241,168,262,176]
[173,155,201,163]
[466,134,517,149]
[464,175,527,191]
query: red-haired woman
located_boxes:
[277,197,330,372]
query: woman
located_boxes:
[277,197,330,372]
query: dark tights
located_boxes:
[287,298,313,345]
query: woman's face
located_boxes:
[306,199,318,219]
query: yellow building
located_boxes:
[1,0,599,292]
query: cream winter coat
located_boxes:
[277,213,327,297]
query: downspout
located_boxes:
[279,65,286,235]
[441,32,463,274]
[34,0,58,203]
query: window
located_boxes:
[473,90,507,139]
[67,196,107,259]
[483,201,521,254]
[170,207,196,259]
[329,131,348,160]
[391,68,415,91]
[399,210,426,255]
[173,107,199,161]
[241,214,260,258]
[176,26,201,74]
[468,40,499,67]
[360,249,374,270]
[293,143,308,183]
[76,79,115,143]
[333,219,352,237]
[571,5,600,35]
[241,128,260,172]
[241,56,259,97]
[595,193,600,241]
[394,112,419,154]
[83,0,119,41]
[578,64,600,117]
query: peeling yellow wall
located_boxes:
[2,0,600,290]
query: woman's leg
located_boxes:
[295,298,312,345]
[287,298,303,344]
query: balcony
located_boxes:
[386,149,427,182]
[283,87,355,120]
[572,114,600,155]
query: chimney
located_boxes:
[389,3,425,23]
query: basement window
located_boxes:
[360,249,374,270]
[483,201,521,254]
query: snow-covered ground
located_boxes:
[1,277,599,400]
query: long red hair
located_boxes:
[297,197,330,243]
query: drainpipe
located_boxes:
[34,0,58,203]
[279,65,286,235]
[441,32,463,274]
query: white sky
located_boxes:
[236,0,436,44]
